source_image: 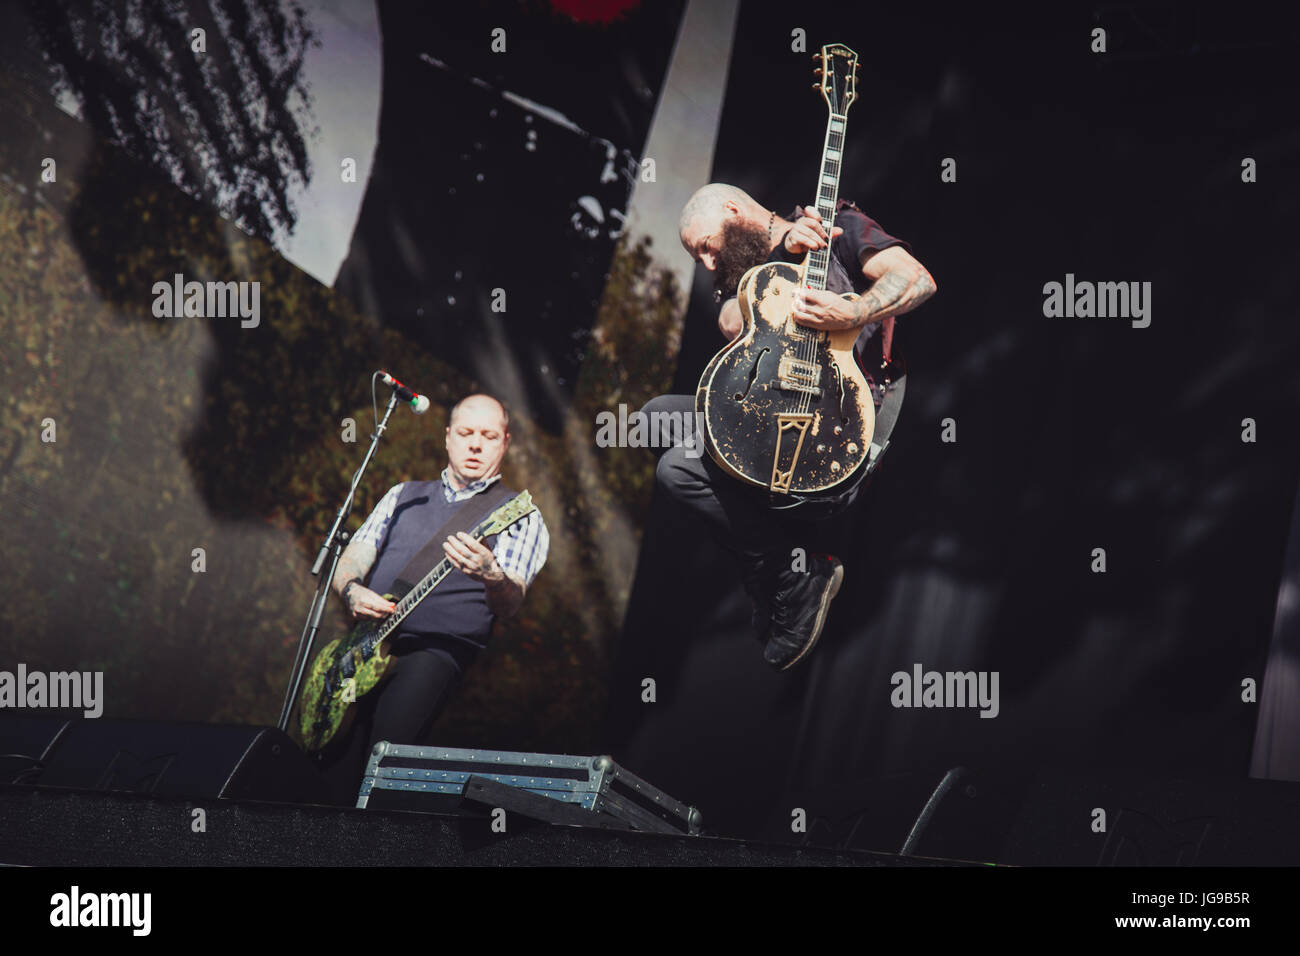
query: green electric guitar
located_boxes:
[298,489,537,754]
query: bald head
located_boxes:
[449,393,509,432]
[678,183,761,256]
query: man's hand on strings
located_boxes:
[345,583,396,620]
[791,286,858,330]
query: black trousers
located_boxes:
[315,645,464,806]
[642,394,866,573]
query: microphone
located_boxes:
[379,371,430,414]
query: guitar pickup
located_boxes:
[777,354,822,397]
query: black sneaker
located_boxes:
[763,554,843,670]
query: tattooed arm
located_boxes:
[792,245,936,331]
[854,246,936,324]
[332,538,394,619]
[332,538,376,599]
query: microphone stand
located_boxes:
[277,390,401,735]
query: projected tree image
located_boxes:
[25,0,318,243]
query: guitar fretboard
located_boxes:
[376,523,489,640]
[804,112,847,293]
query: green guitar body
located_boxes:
[299,598,397,754]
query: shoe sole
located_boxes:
[779,558,843,671]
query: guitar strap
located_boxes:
[865,368,905,476]
[388,480,515,595]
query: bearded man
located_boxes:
[641,183,935,670]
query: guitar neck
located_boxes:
[804,110,848,292]
[375,526,488,640]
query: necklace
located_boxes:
[767,209,775,241]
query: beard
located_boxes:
[712,219,772,301]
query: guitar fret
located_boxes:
[389,538,486,630]
[805,96,850,293]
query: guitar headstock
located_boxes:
[479,490,538,535]
[814,43,859,116]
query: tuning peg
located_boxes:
[811,83,821,91]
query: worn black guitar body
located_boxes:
[696,261,875,496]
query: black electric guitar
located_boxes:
[298,489,537,754]
[696,43,874,497]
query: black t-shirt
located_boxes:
[766,198,910,347]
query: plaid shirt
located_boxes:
[353,467,548,587]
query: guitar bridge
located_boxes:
[769,413,814,494]
[776,381,823,398]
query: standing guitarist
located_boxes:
[316,393,549,802]
[642,183,935,670]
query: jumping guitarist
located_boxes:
[316,393,549,802]
[642,181,935,671]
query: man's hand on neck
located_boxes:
[780,206,840,257]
